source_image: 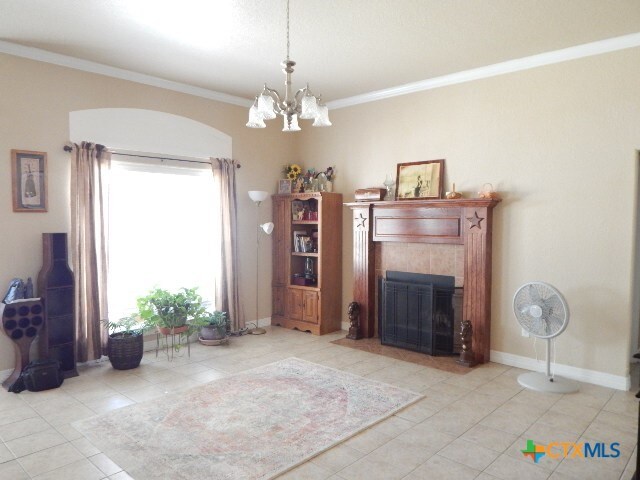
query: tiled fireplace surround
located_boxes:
[374,242,464,339]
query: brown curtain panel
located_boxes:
[69,142,110,362]
[211,158,245,332]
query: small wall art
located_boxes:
[11,149,47,212]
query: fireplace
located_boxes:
[346,198,500,363]
[379,272,455,356]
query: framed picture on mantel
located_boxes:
[395,159,444,200]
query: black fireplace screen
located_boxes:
[379,272,455,356]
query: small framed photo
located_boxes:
[11,150,47,212]
[278,179,292,194]
[395,159,444,200]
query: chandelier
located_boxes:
[246,0,331,131]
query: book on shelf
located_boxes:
[293,230,306,252]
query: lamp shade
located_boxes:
[260,222,275,235]
[299,92,318,119]
[283,114,301,132]
[312,104,332,127]
[258,94,277,120]
[248,190,269,203]
[246,103,266,128]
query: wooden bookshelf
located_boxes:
[272,192,342,335]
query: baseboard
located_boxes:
[490,350,631,391]
[0,368,11,382]
[257,317,272,328]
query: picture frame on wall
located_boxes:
[278,179,293,194]
[11,149,48,212]
[395,159,444,200]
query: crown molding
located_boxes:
[0,40,251,108]
[1,33,639,112]
[327,32,640,110]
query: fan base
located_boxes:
[517,372,579,394]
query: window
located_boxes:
[107,157,219,320]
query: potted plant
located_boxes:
[103,315,145,370]
[196,311,228,344]
[136,287,207,336]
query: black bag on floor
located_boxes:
[21,359,64,392]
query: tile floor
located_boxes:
[0,326,637,480]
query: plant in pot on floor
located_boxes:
[103,315,146,370]
[195,311,228,345]
[136,287,207,347]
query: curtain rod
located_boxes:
[62,145,240,168]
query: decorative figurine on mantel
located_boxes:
[457,319,478,367]
[383,174,396,200]
[346,301,363,340]
[478,183,501,200]
[445,183,462,199]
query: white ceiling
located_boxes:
[1,0,639,105]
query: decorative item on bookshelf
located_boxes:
[282,164,302,181]
[292,200,304,220]
[278,179,293,194]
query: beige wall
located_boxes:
[2,47,639,381]
[299,48,640,378]
[0,53,295,370]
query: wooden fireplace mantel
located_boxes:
[345,198,501,363]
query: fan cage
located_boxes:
[513,281,569,339]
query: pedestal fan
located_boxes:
[513,281,579,393]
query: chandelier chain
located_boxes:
[286,0,290,61]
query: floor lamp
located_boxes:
[248,190,274,335]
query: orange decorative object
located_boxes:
[478,183,501,200]
[445,183,462,199]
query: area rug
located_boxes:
[74,357,422,479]
[332,337,471,374]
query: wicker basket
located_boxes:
[108,332,144,370]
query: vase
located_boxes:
[325,180,333,192]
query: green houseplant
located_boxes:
[103,315,145,370]
[136,287,207,335]
[196,311,228,343]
